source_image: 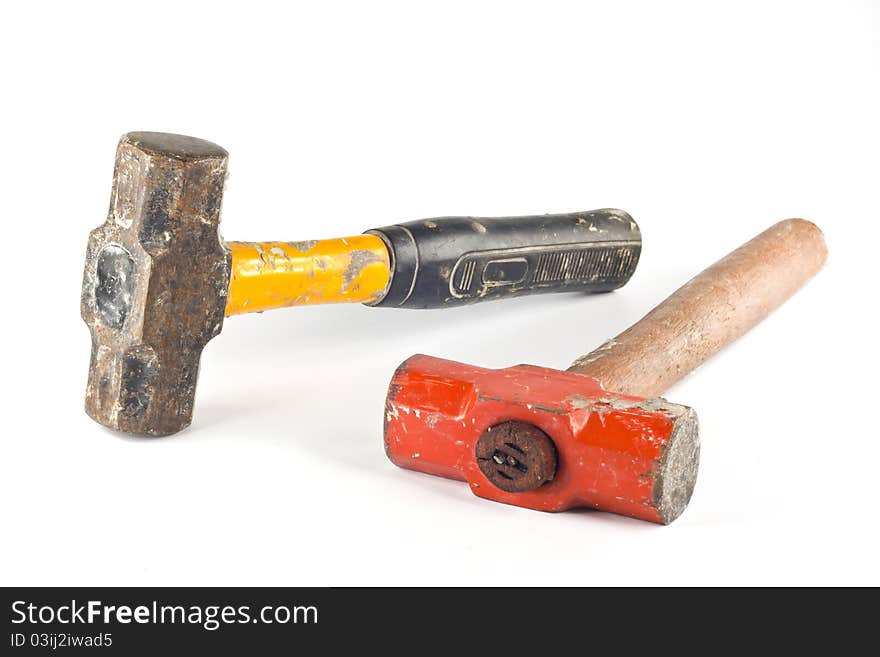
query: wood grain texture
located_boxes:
[568,219,827,398]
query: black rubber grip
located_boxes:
[367,209,641,309]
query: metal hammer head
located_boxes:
[81,132,232,436]
[383,355,700,524]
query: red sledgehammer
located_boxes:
[383,219,827,523]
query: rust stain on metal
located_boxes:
[475,421,558,493]
[81,132,231,437]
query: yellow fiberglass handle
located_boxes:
[225,235,391,316]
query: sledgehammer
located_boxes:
[82,132,641,436]
[383,219,827,523]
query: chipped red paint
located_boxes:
[384,354,689,523]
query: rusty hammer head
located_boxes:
[384,355,699,524]
[81,132,232,436]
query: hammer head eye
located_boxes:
[81,132,232,436]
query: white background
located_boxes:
[1,1,877,586]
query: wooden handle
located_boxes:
[568,219,827,398]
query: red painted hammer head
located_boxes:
[385,357,698,524]
[383,219,827,524]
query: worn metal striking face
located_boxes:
[81,133,232,436]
